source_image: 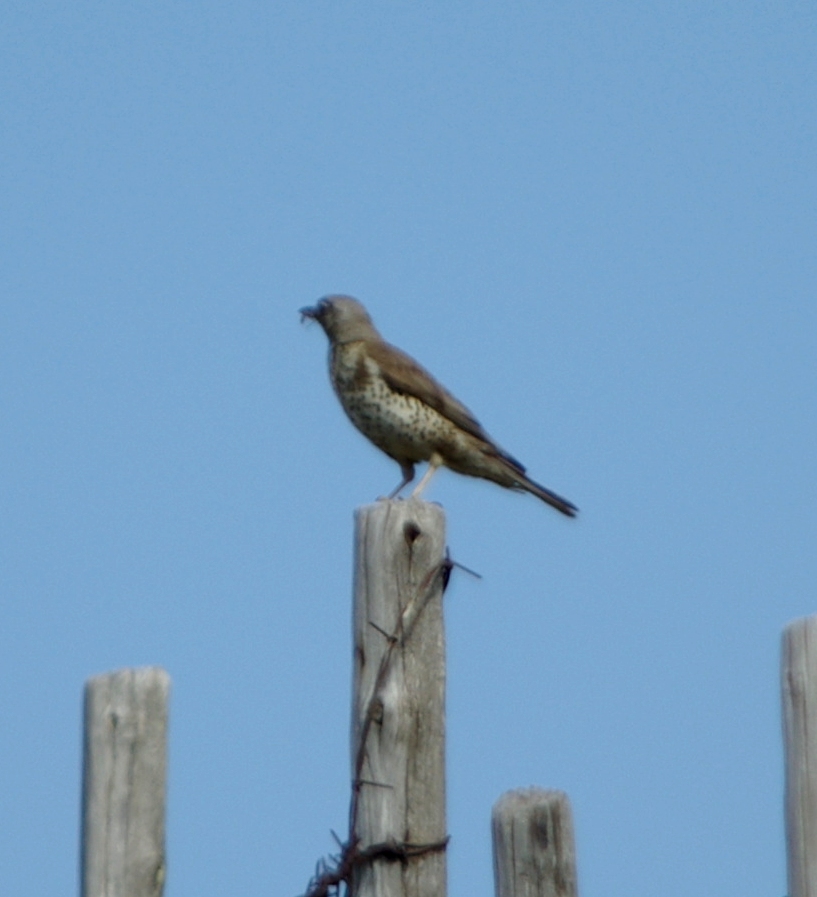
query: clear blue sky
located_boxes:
[2,3,815,896]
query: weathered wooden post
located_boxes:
[80,666,170,897]
[782,615,817,897]
[349,499,448,897]
[492,788,579,897]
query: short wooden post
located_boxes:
[80,667,170,897]
[783,616,817,897]
[492,788,578,897]
[350,499,448,897]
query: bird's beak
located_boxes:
[299,304,319,323]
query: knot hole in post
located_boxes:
[403,521,422,546]
[368,696,385,725]
[530,808,550,850]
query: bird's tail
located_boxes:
[512,469,578,517]
[492,449,577,517]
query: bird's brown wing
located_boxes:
[367,339,526,473]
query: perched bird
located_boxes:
[300,295,577,517]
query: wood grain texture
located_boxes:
[492,788,578,897]
[350,499,447,897]
[81,667,169,897]
[783,616,817,897]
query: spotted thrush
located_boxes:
[300,295,577,517]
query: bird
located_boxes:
[300,295,577,517]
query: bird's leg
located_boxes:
[410,453,443,498]
[387,462,415,499]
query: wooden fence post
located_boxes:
[782,615,817,897]
[492,788,578,897]
[349,499,448,897]
[80,666,170,897]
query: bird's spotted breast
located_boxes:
[330,341,458,464]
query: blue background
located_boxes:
[2,3,815,895]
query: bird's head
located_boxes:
[299,295,380,343]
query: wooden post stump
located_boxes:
[492,788,578,897]
[350,499,448,897]
[783,615,817,897]
[80,666,170,897]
